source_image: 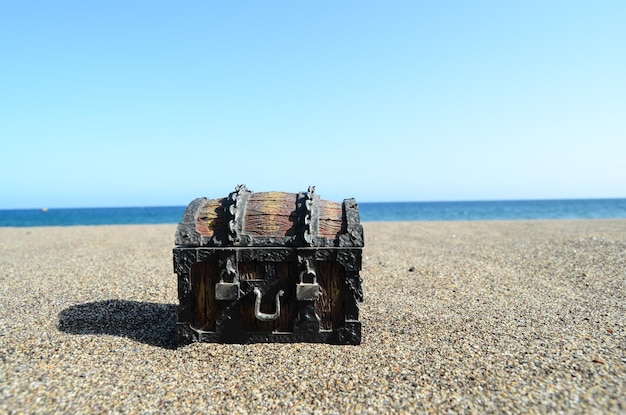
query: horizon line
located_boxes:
[2,196,625,211]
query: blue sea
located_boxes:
[1,199,625,227]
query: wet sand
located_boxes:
[1,220,625,413]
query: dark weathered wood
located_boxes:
[318,200,345,238]
[190,262,220,331]
[174,185,363,345]
[244,192,298,237]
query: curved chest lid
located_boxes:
[175,185,363,248]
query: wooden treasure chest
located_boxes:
[173,185,364,345]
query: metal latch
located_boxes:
[215,257,240,300]
[296,258,320,301]
[215,282,240,300]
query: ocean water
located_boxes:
[0,199,625,227]
[359,199,626,222]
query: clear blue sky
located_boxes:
[2,1,625,209]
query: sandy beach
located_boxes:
[1,220,625,413]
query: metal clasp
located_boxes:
[296,258,320,301]
[253,288,284,321]
[215,257,240,300]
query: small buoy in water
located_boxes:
[42,207,48,212]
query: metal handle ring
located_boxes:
[253,288,284,321]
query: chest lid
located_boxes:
[175,185,363,248]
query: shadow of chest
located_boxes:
[173,186,364,345]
